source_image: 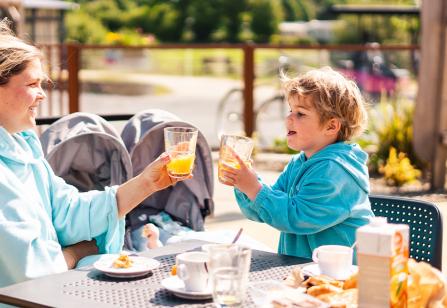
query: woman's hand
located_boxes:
[62,240,98,269]
[142,152,191,193]
[219,152,262,201]
[116,152,191,218]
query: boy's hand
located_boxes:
[219,151,262,201]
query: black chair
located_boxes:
[369,194,443,270]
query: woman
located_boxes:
[0,19,188,287]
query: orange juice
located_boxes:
[218,159,241,182]
[357,217,409,307]
[167,152,195,177]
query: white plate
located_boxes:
[93,254,160,278]
[301,263,358,281]
[161,276,212,300]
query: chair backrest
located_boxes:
[369,194,443,269]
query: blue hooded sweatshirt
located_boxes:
[0,128,124,287]
[235,142,373,260]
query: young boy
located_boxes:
[220,67,374,259]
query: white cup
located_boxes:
[312,245,353,280]
[176,251,209,292]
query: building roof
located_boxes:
[23,0,78,10]
[330,4,419,16]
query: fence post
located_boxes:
[243,44,255,137]
[67,43,80,113]
[414,0,447,190]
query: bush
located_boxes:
[65,11,107,44]
[105,29,156,46]
[379,147,421,187]
[356,96,424,185]
[249,0,279,43]
[272,137,298,154]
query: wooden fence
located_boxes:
[39,43,419,139]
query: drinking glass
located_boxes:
[218,135,254,183]
[164,127,198,178]
[207,244,251,307]
[212,267,244,307]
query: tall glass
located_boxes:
[164,127,198,178]
[207,244,252,308]
[218,135,254,183]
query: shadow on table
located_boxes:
[149,290,213,307]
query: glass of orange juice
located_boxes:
[218,135,254,184]
[164,127,198,178]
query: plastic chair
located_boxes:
[369,194,443,270]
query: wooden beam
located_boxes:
[243,44,255,137]
[67,44,80,114]
[414,0,447,189]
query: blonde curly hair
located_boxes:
[0,18,42,85]
[282,67,368,141]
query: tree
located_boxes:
[221,0,247,42]
[127,3,183,42]
[249,0,280,43]
[188,0,222,42]
[65,11,107,44]
[282,0,313,21]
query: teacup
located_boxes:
[176,251,209,292]
[312,245,353,280]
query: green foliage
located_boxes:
[65,11,107,44]
[221,0,248,42]
[249,0,280,43]
[64,0,420,44]
[282,0,313,21]
[379,147,421,187]
[357,97,423,178]
[332,0,419,44]
[105,29,155,46]
[272,137,299,154]
[83,0,129,31]
[127,4,183,42]
[187,0,221,42]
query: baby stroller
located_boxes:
[40,112,133,191]
[121,109,214,249]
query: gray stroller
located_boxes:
[121,109,214,249]
[40,112,133,192]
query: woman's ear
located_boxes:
[325,118,341,136]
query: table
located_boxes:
[0,240,310,307]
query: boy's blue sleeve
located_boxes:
[46,162,125,254]
[234,162,291,222]
[237,161,352,234]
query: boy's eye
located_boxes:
[296,112,305,117]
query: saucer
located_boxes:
[93,254,160,278]
[161,276,212,300]
[301,263,358,281]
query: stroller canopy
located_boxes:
[121,109,214,231]
[40,112,133,192]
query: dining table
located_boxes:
[0,240,311,308]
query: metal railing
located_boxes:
[40,43,420,138]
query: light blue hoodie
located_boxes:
[0,128,124,287]
[235,142,373,260]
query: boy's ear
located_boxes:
[325,118,341,136]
